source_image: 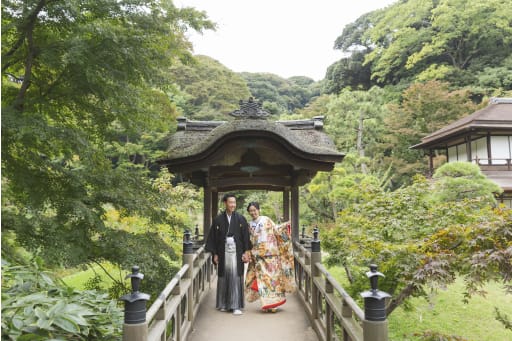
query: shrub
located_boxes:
[1,260,123,340]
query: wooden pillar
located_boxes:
[183,250,195,323]
[363,320,389,341]
[467,134,473,162]
[203,186,212,240]
[487,132,492,165]
[291,185,299,242]
[311,236,321,320]
[283,189,290,222]
[123,323,147,341]
[212,191,218,220]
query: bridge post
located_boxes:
[310,227,321,319]
[361,264,391,341]
[183,230,195,322]
[120,266,150,341]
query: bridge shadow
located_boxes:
[187,279,318,341]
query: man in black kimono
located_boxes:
[205,193,251,315]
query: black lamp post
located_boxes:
[183,229,193,254]
[311,226,320,252]
[120,266,151,324]
[360,264,391,321]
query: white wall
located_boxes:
[490,136,511,164]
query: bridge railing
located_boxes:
[295,228,389,341]
[120,230,214,341]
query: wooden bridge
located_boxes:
[120,102,389,340]
[120,231,389,341]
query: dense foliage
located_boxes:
[2,260,123,340]
[168,55,251,119]
[2,0,512,338]
[2,0,209,297]
[322,163,509,315]
[327,0,512,90]
[241,72,320,115]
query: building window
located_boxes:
[490,136,511,165]
[471,137,489,165]
[447,143,469,162]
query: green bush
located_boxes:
[1,260,123,340]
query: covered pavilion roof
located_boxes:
[158,98,344,191]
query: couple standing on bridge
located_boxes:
[205,193,296,316]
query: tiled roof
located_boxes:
[412,98,512,149]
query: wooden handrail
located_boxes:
[122,243,215,341]
[146,264,190,322]
[294,234,389,341]
[315,263,365,321]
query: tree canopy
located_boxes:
[2,0,512,338]
[1,0,213,289]
[330,0,512,89]
[168,55,251,119]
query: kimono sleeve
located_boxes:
[205,220,218,255]
[240,215,251,252]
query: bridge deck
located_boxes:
[187,281,318,341]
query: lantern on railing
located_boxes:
[311,226,320,252]
[120,266,150,324]
[360,264,390,321]
[183,229,193,254]
[194,224,199,240]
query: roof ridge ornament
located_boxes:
[229,97,270,119]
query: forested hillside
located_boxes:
[2,0,511,339]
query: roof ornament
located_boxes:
[229,97,270,119]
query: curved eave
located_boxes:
[160,120,341,159]
[158,127,344,170]
[411,124,512,150]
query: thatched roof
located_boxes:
[164,116,341,161]
[158,99,343,190]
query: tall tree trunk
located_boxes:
[357,111,367,174]
[12,0,48,111]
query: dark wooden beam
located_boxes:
[283,190,290,222]
[211,176,292,189]
[291,185,299,242]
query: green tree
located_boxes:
[241,72,319,114]
[331,0,512,89]
[382,81,478,187]
[168,55,251,119]
[303,158,385,225]
[325,86,390,173]
[1,0,212,281]
[432,162,502,205]
[324,164,511,317]
[323,51,373,93]
[406,0,512,85]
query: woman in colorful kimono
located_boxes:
[245,202,295,312]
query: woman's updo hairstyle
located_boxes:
[246,201,260,212]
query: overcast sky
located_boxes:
[176,0,397,81]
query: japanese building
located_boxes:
[158,98,344,239]
[412,97,512,206]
